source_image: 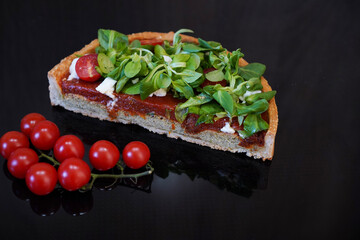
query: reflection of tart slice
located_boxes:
[48,29,278,160]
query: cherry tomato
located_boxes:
[53,135,85,163]
[139,39,164,46]
[58,158,91,191]
[30,120,60,150]
[89,140,120,171]
[122,141,150,169]
[7,148,39,179]
[200,68,227,88]
[20,113,46,136]
[26,163,57,196]
[0,131,30,159]
[75,54,101,82]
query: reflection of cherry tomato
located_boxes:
[58,158,91,191]
[89,140,120,171]
[61,191,93,216]
[30,191,61,216]
[0,131,29,159]
[7,148,39,179]
[20,113,46,136]
[26,163,58,196]
[53,135,85,163]
[30,120,60,150]
[140,39,164,46]
[201,68,227,88]
[122,141,150,169]
[75,54,101,82]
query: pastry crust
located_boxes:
[48,31,278,160]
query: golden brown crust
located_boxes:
[48,31,278,160]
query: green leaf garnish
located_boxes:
[95,28,276,138]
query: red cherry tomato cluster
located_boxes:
[1,113,151,196]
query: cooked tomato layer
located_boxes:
[60,78,266,148]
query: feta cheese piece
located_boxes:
[220,122,235,134]
[239,90,262,102]
[163,55,172,64]
[68,58,79,80]
[132,78,139,84]
[149,88,167,97]
[95,77,117,99]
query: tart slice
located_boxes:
[48,29,278,160]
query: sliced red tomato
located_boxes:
[201,68,227,88]
[140,39,164,46]
[75,54,102,82]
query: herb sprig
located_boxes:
[95,29,276,138]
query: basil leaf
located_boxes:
[172,79,194,99]
[178,93,213,109]
[188,106,200,114]
[173,29,194,45]
[107,48,117,64]
[186,53,200,70]
[95,46,106,54]
[124,60,141,78]
[170,62,187,68]
[245,91,276,104]
[229,49,244,72]
[129,40,141,48]
[233,81,247,96]
[198,38,215,49]
[139,65,165,99]
[181,69,203,83]
[199,102,223,114]
[208,41,223,50]
[202,84,225,96]
[236,99,269,115]
[212,90,234,114]
[246,77,263,91]
[98,53,115,74]
[209,52,223,69]
[122,81,141,95]
[173,54,190,63]
[238,63,266,80]
[239,114,269,138]
[182,43,207,53]
[137,60,149,76]
[205,68,225,82]
[155,73,171,89]
[154,45,168,58]
[98,29,128,50]
[115,76,129,93]
[174,105,189,123]
[108,66,122,80]
[196,114,214,125]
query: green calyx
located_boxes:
[96,28,276,138]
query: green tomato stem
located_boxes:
[38,151,60,167]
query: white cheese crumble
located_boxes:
[163,55,172,63]
[220,122,235,134]
[149,88,167,97]
[239,90,262,103]
[68,58,79,80]
[95,77,117,99]
[107,98,117,109]
[132,78,139,84]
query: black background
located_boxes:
[1,0,360,239]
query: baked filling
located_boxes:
[60,77,266,148]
